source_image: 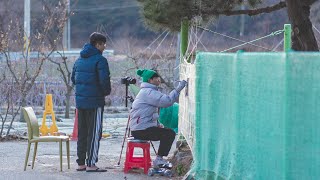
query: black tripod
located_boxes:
[124,79,134,108]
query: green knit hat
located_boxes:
[137,69,156,82]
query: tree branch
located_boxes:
[5,52,19,85]
[219,1,286,16]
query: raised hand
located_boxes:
[176,80,187,92]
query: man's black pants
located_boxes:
[76,107,103,167]
[131,127,176,156]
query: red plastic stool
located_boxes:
[124,137,151,174]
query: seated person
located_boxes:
[129,69,187,167]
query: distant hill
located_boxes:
[70,0,159,48]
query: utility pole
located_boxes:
[63,0,71,50]
[21,0,31,122]
[240,4,245,36]
[24,0,30,58]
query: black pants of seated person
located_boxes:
[131,127,176,156]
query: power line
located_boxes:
[141,30,169,55]
[313,25,320,35]
[271,38,284,51]
[197,26,274,51]
[183,23,210,63]
[312,25,320,45]
[218,29,284,53]
[148,31,170,61]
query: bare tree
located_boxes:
[48,52,74,118]
[0,71,8,137]
[45,0,77,118]
[114,36,177,93]
[0,0,68,136]
[0,78,21,137]
[42,0,86,118]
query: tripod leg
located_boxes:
[150,141,157,155]
[117,115,130,165]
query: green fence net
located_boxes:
[159,103,179,133]
[179,51,320,180]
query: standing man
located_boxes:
[129,69,187,167]
[71,32,111,172]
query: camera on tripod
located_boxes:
[121,76,136,107]
[121,77,136,85]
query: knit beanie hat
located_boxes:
[137,69,156,82]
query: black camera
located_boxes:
[121,76,136,85]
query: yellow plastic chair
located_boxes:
[22,107,70,171]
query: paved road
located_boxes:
[1,139,179,180]
[0,117,180,180]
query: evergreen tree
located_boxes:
[137,0,319,51]
[286,0,318,51]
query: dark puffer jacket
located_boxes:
[71,43,111,109]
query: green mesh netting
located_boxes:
[159,103,179,132]
[179,51,320,180]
